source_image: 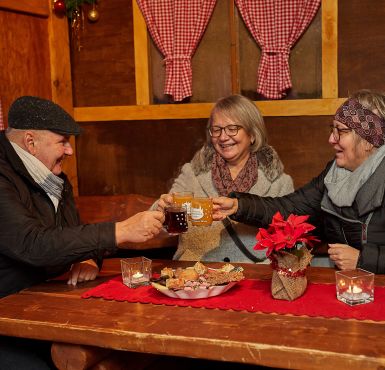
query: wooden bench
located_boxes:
[74,194,178,258]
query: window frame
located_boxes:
[74,0,342,122]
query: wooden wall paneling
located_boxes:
[229,0,240,94]
[185,0,233,102]
[338,0,385,96]
[47,0,78,194]
[238,7,260,100]
[288,8,322,99]
[0,0,49,17]
[76,119,207,196]
[132,0,150,105]
[322,0,338,98]
[76,116,334,195]
[0,7,51,124]
[71,0,136,107]
[266,116,334,189]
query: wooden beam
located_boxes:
[74,98,346,122]
[47,0,79,195]
[229,0,240,94]
[322,0,338,98]
[0,0,49,17]
[132,0,150,105]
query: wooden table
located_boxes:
[0,259,384,370]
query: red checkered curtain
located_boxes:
[136,0,217,102]
[0,99,4,130]
[235,0,321,99]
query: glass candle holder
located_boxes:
[336,268,374,306]
[121,257,152,288]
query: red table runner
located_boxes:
[82,277,385,321]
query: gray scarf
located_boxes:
[11,142,64,211]
[324,145,385,207]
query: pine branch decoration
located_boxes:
[65,0,96,18]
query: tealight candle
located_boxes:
[121,257,152,288]
[347,285,362,294]
[336,269,374,306]
[133,272,143,279]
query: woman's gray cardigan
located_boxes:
[153,147,294,263]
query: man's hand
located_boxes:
[212,197,238,221]
[156,194,173,212]
[67,259,99,286]
[115,210,165,245]
[328,243,360,270]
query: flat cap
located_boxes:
[8,96,81,136]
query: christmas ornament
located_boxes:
[63,0,98,19]
[53,0,100,52]
[87,5,99,22]
[53,0,66,15]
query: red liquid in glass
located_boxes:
[164,206,188,234]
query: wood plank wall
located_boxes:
[0,9,51,119]
[71,0,136,107]
[0,1,77,192]
[12,0,385,196]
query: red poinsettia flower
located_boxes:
[254,212,319,257]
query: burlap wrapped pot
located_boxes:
[270,246,312,301]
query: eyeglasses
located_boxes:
[209,125,243,138]
[329,125,352,141]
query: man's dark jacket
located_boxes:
[0,132,116,297]
[230,161,385,273]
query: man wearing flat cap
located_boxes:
[0,96,164,298]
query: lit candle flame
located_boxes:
[347,285,362,294]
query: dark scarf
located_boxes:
[211,152,258,196]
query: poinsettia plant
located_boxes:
[254,212,319,258]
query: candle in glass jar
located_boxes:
[335,269,374,306]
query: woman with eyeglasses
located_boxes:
[153,94,293,262]
[213,90,385,273]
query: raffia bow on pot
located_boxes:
[254,212,319,301]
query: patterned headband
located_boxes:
[334,98,385,147]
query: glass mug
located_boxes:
[190,197,213,226]
[172,191,194,217]
[163,205,188,235]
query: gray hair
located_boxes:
[191,95,267,174]
[351,89,385,120]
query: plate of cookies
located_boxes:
[151,262,244,299]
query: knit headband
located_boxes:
[334,98,385,147]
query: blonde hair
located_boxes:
[191,95,267,174]
[351,89,385,120]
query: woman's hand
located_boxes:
[67,259,99,286]
[328,243,360,270]
[156,194,173,212]
[212,197,238,221]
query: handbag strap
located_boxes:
[222,218,264,263]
